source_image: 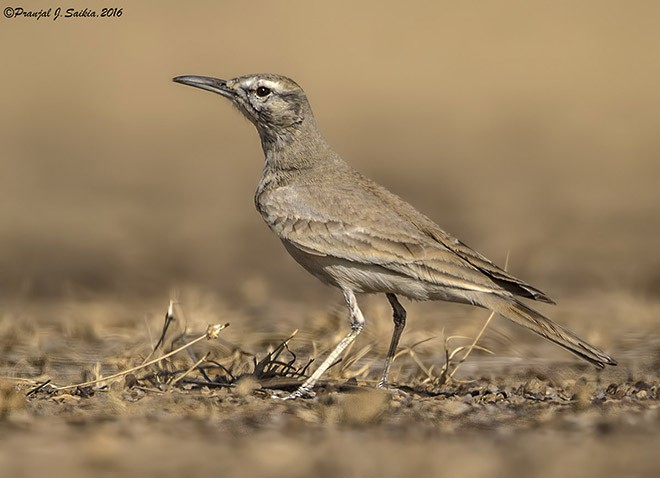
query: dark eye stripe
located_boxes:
[256,86,271,97]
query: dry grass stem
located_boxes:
[32,319,229,393]
[170,352,210,386]
[445,311,497,381]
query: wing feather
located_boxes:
[259,176,553,302]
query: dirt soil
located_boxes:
[1,294,659,478]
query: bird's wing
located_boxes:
[419,221,555,303]
[262,182,513,295]
[346,174,554,303]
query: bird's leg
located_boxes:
[377,293,407,388]
[285,288,365,399]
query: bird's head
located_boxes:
[173,73,315,148]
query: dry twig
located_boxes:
[28,322,228,395]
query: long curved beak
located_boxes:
[173,75,234,98]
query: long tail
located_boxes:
[482,295,617,367]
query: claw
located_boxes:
[283,386,316,400]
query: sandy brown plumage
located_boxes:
[174,73,616,398]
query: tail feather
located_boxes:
[483,295,617,367]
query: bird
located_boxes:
[173,73,617,398]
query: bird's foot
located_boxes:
[281,385,316,400]
[376,380,410,398]
[377,381,400,392]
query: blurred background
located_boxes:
[2,4,660,475]
[1,0,659,308]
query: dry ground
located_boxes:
[1,292,659,478]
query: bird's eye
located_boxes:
[256,86,271,98]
